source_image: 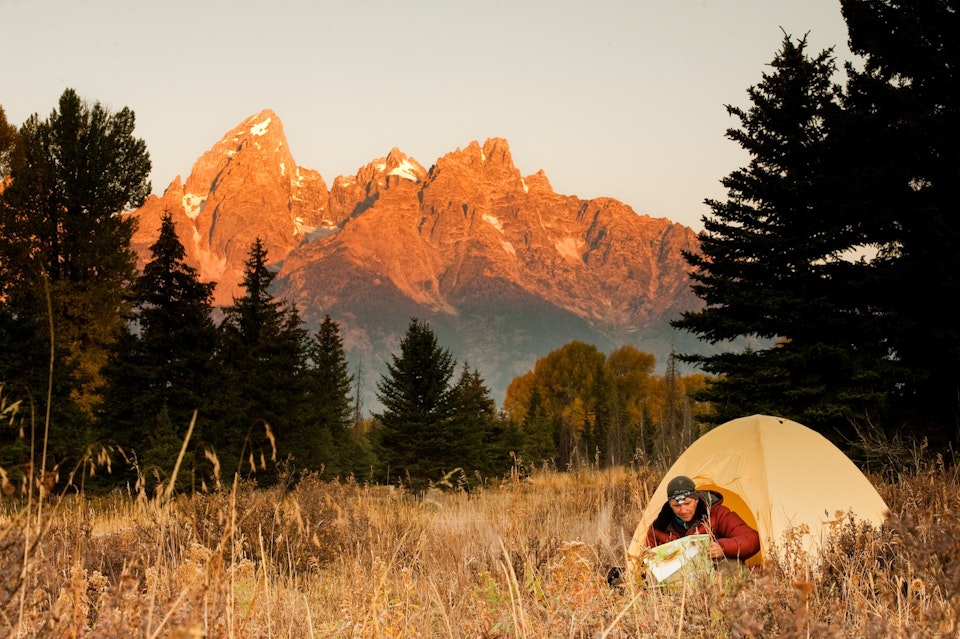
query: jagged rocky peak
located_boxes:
[130,108,331,306]
[183,109,289,195]
[336,147,427,189]
[479,137,512,164]
[324,147,427,224]
[225,109,287,152]
[382,147,428,184]
[522,169,554,195]
[425,137,526,196]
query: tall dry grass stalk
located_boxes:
[0,457,955,638]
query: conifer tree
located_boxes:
[213,239,310,481]
[0,106,20,179]
[672,36,890,436]
[449,364,517,482]
[0,89,150,462]
[838,0,960,446]
[674,6,960,449]
[519,385,558,467]
[0,109,22,389]
[98,211,217,486]
[294,314,364,476]
[374,318,459,490]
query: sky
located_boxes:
[2,0,855,232]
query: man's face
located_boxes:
[669,495,697,522]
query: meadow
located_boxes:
[0,461,956,638]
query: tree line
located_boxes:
[2,0,958,492]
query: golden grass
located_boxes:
[0,463,956,638]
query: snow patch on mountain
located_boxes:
[183,193,205,219]
[294,216,316,236]
[250,117,271,137]
[389,159,422,182]
[482,213,503,233]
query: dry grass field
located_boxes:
[0,462,956,638]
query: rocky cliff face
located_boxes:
[129,110,704,408]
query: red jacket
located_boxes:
[646,490,760,561]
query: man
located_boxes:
[646,475,760,563]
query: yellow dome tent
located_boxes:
[626,414,889,573]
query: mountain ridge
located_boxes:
[129,110,705,409]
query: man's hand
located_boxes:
[707,541,725,559]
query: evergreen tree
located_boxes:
[0,106,20,179]
[0,89,150,463]
[373,318,460,491]
[519,385,558,467]
[134,212,218,415]
[672,36,890,437]
[98,211,217,487]
[839,0,960,446]
[213,239,311,481]
[296,314,365,476]
[449,364,516,483]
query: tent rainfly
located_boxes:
[626,414,889,572]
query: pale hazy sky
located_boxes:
[2,0,854,231]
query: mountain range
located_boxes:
[129,110,706,411]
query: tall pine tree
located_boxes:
[98,211,218,487]
[450,364,519,484]
[213,239,311,482]
[0,107,22,395]
[519,385,558,467]
[839,0,960,446]
[0,89,151,463]
[374,318,459,491]
[0,106,20,179]
[293,314,365,477]
[672,36,890,437]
